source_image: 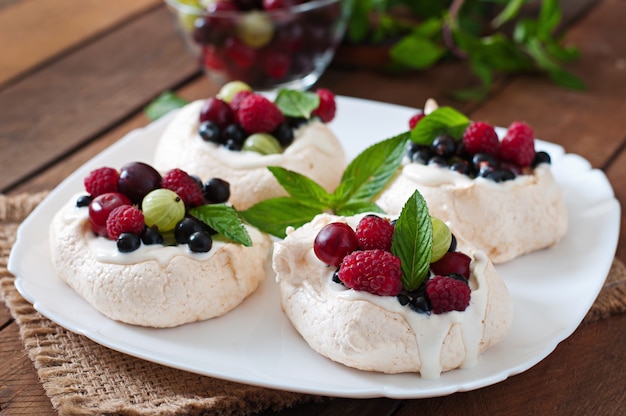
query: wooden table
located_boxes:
[1,0,625,414]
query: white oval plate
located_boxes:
[8,96,621,399]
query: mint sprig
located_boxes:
[410,106,470,145]
[390,190,433,291]
[188,204,252,247]
[144,91,189,120]
[274,89,320,119]
[240,133,410,238]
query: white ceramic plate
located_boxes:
[8,96,621,399]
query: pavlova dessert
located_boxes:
[273,190,513,378]
[376,100,567,263]
[153,81,347,210]
[49,161,271,328]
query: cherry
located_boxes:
[263,0,298,10]
[314,222,358,267]
[117,162,162,204]
[430,252,472,280]
[88,192,132,236]
[199,97,234,128]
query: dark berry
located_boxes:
[431,135,456,157]
[225,139,243,151]
[199,97,234,128]
[397,293,411,306]
[117,232,141,253]
[141,226,164,245]
[175,217,205,245]
[448,234,457,252]
[222,124,247,145]
[407,143,431,165]
[203,178,231,203]
[449,161,472,176]
[332,267,342,284]
[472,153,497,170]
[428,156,448,168]
[532,150,551,167]
[273,123,294,147]
[199,121,223,144]
[76,194,93,208]
[486,168,516,182]
[188,231,213,253]
[286,116,308,129]
[409,294,432,314]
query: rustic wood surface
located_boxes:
[1,0,625,414]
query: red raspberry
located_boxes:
[84,167,119,197]
[338,249,403,296]
[236,93,285,134]
[105,205,144,240]
[408,112,425,129]
[500,121,536,167]
[311,88,336,123]
[230,90,253,113]
[462,121,500,157]
[355,215,394,251]
[425,275,471,314]
[162,168,205,208]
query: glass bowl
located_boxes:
[165,0,351,91]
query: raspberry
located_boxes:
[311,88,336,123]
[408,112,425,129]
[425,275,471,314]
[84,167,119,197]
[355,215,394,251]
[462,121,500,157]
[162,168,205,208]
[106,205,144,241]
[338,249,403,296]
[230,90,253,113]
[500,121,536,167]
[236,93,285,134]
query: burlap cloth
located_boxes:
[1,192,625,415]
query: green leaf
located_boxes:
[334,132,410,207]
[274,89,319,119]
[548,67,586,90]
[335,200,384,217]
[410,107,470,145]
[537,0,561,40]
[391,190,433,291]
[240,197,323,239]
[267,166,333,210]
[189,204,252,247]
[389,33,446,69]
[144,91,189,120]
[491,0,525,28]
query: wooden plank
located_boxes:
[0,323,54,415]
[0,0,162,86]
[0,6,203,193]
[467,0,626,169]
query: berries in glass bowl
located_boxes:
[164,0,351,90]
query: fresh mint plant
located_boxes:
[240,132,410,238]
[144,91,189,120]
[347,0,584,100]
[410,106,470,145]
[274,89,320,119]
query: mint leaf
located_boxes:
[391,190,432,291]
[390,33,445,69]
[335,200,384,217]
[334,132,410,207]
[267,166,333,210]
[410,107,470,145]
[274,89,319,118]
[240,197,323,239]
[189,204,252,247]
[144,91,189,120]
